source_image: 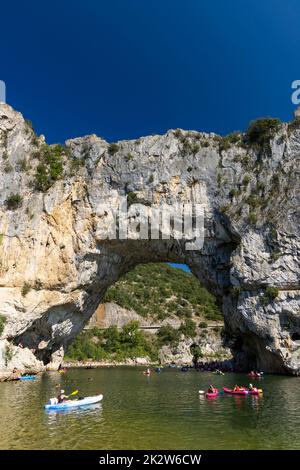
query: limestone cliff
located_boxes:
[0,104,299,376]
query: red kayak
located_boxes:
[223,387,248,395]
[205,388,218,398]
[248,373,261,378]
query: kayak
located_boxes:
[44,394,103,410]
[223,387,248,395]
[205,388,218,399]
[19,375,36,381]
[248,373,261,378]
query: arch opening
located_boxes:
[64,262,233,368]
[291,332,300,342]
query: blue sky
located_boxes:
[1,0,300,144]
[167,263,191,273]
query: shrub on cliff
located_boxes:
[179,318,197,338]
[5,194,23,210]
[108,143,119,155]
[21,282,32,297]
[0,315,6,335]
[261,286,280,305]
[246,118,281,147]
[157,325,180,347]
[230,286,241,298]
[219,131,241,152]
[34,144,67,191]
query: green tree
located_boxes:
[179,319,197,338]
[157,325,180,346]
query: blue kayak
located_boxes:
[44,394,103,410]
[19,375,36,381]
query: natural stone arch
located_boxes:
[0,104,299,376]
[11,231,236,366]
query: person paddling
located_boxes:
[249,383,257,392]
[234,385,242,391]
[57,389,67,403]
[11,367,21,380]
[208,384,215,393]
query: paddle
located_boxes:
[66,390,78,398]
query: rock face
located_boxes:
[87,302,156,329]
[158,330,231,366]
[0,104,299,375]
[87,302,206,331]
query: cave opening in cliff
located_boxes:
[291,332,300,342]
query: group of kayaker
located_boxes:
[248,371,262,378]
[233,383,257,392]
[207,383,258,394]
[212,369,224,375]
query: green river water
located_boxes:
[0,366,299,450]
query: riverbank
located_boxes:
[62,356,235,371]
[62,358,157,368]
[0,317,232,381]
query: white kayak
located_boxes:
[44,394,103,410]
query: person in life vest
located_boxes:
[234,385,243,391]
[248,383,257,392]
[57,389,67,403]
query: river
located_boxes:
[0,367,299,449]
